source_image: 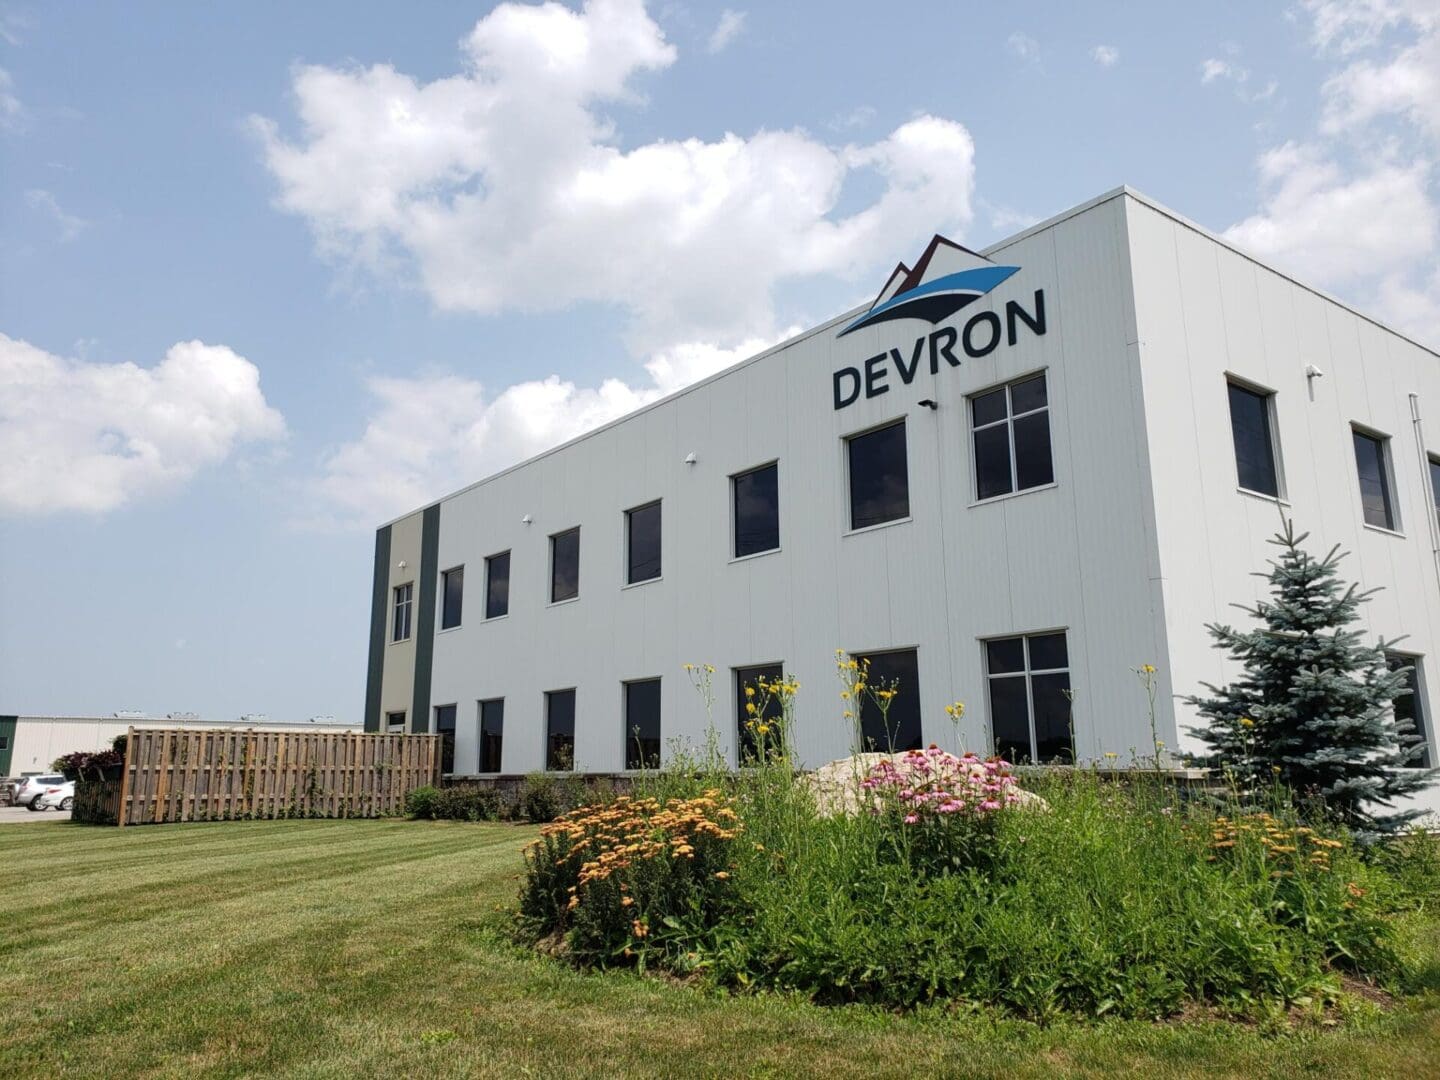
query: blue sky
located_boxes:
[1,0,1436,722]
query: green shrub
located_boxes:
[514,772,596,823]
[404,785,441,819]
[433,786,504,821]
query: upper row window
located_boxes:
[1228,381,1281,498]
[551,527,580,603]
[733,463,779,557]
[626,501,662,583]
[847,420,910,530]
[1353,427,1397,531]
[391,583,412,643]
[972,372,1053,500]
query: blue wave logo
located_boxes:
[839,237,1020,337]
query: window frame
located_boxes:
[982,630,1074,764]
[1352,424,1401,533]
[484,550,511,621]
[1386,652,1433,769]
[549,527,581,604]
[478,697,505,774]
[734,662,784,764]
[439,565,464,631]
[391,582,413,643]
[850,646,923,753]
[385,710,406,734]
[1427,454,1440,538]
[433,703,457,774]
[1225,375,1285,500]
[544,688,577,771]
[844,418,911,533]
[969,370,1054,503]
[623,499,663,586]
[623,677,663,770]
[731,461,781,560]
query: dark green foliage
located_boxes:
[1186,521,1436,838]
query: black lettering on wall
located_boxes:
[890,339,924,385]
[963,311,1002,358]
[928,326,959,373]
[833,367,862,410]
[1006,289,1047,345]
[863,353,890,398]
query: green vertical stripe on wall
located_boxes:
[0,716,16,777]
[411,503,441,733]
[363,526,392,733]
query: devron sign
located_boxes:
[832,235,1046,410]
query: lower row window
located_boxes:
[480,698,504,773]
[545,689,576,770]
[385,710,406,734]
[625,679,662,769]
[985,631,1073,763]
[855,648,923,753]
[1387,652,1433,769]
[434,704,456,774]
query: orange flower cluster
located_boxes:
[1203,812,1344,873]
[526,791,743,914]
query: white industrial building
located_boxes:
[363,187,1437,813]
[0,714,359,779]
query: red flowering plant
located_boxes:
[860,746,1024,873]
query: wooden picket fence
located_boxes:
[100,727,439,826]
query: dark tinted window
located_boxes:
[485,552,510,619]
[441,567,464,630]
[1429,457,1440,535]
[386,711,406,733]
[733,463,780,557]
[626,501,662,583]
[1387,654,1432,769]
[985,632,1073,763]
[624,679,662,769]
[1228,383,1280,496]
[479,698,504,773]
[847,421,909,530]
[855,648,922,752]
[545,690,575,770]
[434,704,456,774]
[1353,430,1395,530]
[736,663,783,763]
[550,528,580,602]
[972,373,1053,500]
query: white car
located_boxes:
[29,780,75,812]
[12,774,67,808]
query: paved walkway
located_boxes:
[0,805,72,823]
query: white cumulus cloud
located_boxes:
[0,335,286,515]
[315,330,793,524]
[251,0,977,357]
[25,189,86,242]
[1091,45,1119,68]
[707,8,746,53]
[1226,2,1439,346]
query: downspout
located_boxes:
[1408,392,1440,591]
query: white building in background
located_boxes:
[362,187,1437,814]
[0,714,360,778]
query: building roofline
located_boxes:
[379,184,1437,528]
[986,185,1437,362]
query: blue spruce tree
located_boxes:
[1187,520,1435,839]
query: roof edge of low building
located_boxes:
[378,183,1439,529]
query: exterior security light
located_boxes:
[684,452,697,465]
[397,560,407,569]
[1305,364,1325,379]
[522,514,533,525]
[918,399,938,410]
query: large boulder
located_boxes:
[803,751,1048,818]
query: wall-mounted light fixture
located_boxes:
[918,399,938,410]
[684,452,697,465]
[1305,364,1325,380]
[521,514,533,525]
[397,559,407,569]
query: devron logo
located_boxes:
[832,235,1046,410]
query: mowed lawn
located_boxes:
[2,820,1438,1080]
